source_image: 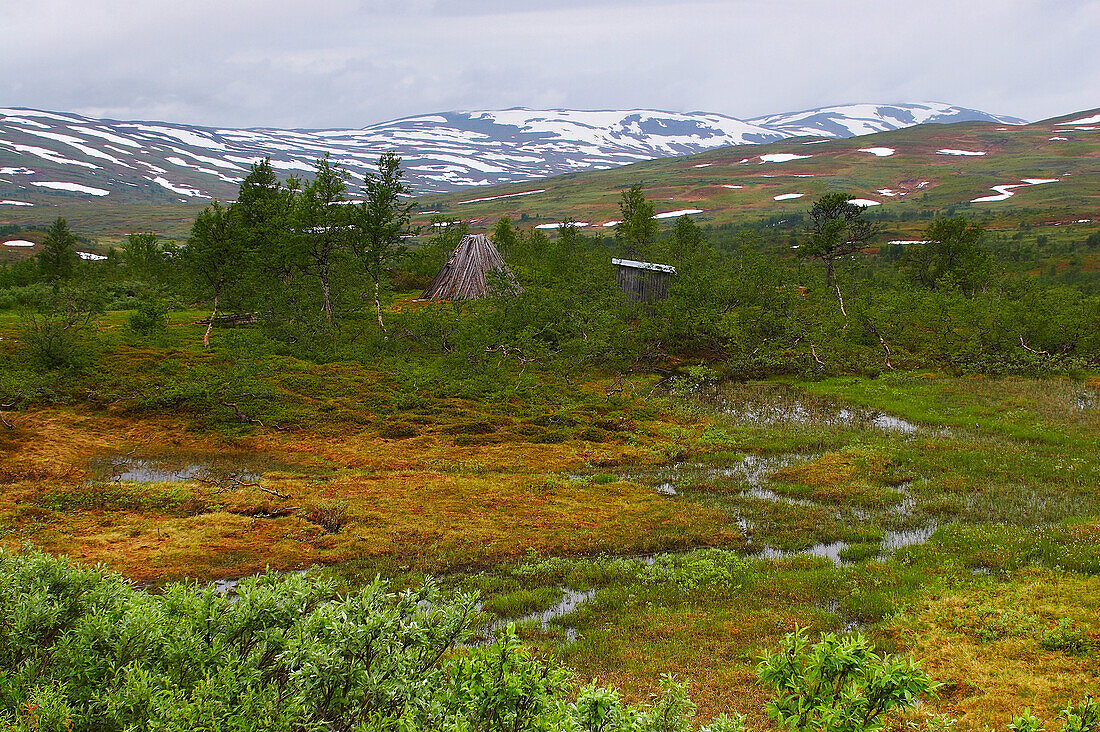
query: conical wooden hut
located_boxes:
[420,234,521,300]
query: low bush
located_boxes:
[128,296,168,334]
[307,497,349,533]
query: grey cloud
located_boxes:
[1,0,1097,128]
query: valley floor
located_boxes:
[1,315,1098,729]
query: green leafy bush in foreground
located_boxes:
[0,549,1094,732]
[757,628,935,732]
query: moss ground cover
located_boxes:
[0,308,1097,729]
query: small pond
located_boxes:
[89,451,291,484]
[683,381,921,434]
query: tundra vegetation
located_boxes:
[0,156,1097,731]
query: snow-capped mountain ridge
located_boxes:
[0,103,1025,204]
[748,101,1026,138]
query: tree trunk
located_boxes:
[833,277,848,321]
[824,257,848,325]
[321,270,333,323]
[204,293,218,351]
[374,277,387,335]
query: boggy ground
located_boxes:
[420,373,1100,730]
[0,405,742,582]
[1,328,1098,730]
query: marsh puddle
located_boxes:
[746,485,815,507]
[823,598,866,632]
[758,524,936,566]
[483,587,597,644]
[881,525,936,551]
[214,577,242,595]
[762,541,850,564]
[684,381,920,433]
[90,452,282,484]
[1074,390,1097,411]
[624,452,817,498]
[621,451,939,562]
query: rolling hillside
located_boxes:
[0,107,1094,246]
[409,109,1099,239]
[0,103,1021,206]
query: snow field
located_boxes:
[971,178,1058,203]
[759,153,811,163]
[653,209,703,219]
[31,181,110,196]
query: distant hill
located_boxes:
[0,103,1025,207]
[747,103,1027,138]
[407,108,1098,236]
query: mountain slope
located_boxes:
[407,108,1098,236]
[0,103,1026,206]
[748,102,1025,138]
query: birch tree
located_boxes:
[348,151,416,333]
[184,201,238,349]
[294,155,347,323]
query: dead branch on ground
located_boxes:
[1019,336,1051,357]
[221,400,264,426]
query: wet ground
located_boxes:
[88,451,282,484]
[683,380,922,433]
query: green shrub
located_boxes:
[1008,709,1045,732]
[577,426,611,442]
[757,627,937,732]
[1040,618,1090,655]
[128,296,167,334]
[19,312,93,371]
[1061,695,1100,732]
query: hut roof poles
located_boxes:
[420,234,521,300]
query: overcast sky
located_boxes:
[2,0,1097,128]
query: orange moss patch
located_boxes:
[887,569,1100,731]
[769,447,896,507]
[773,448,886,488]
[1,406,738,582]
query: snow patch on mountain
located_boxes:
[457,189,546,204]
[749,102,1024,138]
[971,178,1058,203]
[0,103,1030,201]
[653,208,703,219]
[1067,113,1100,125]
[32,181,110,195]
[151,177,209,198]
[759,153,811,163]
[937,149,986,156]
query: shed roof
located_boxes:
[612,258,677,274]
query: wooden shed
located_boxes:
[612,258,677,301]
[421,234,521,300]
